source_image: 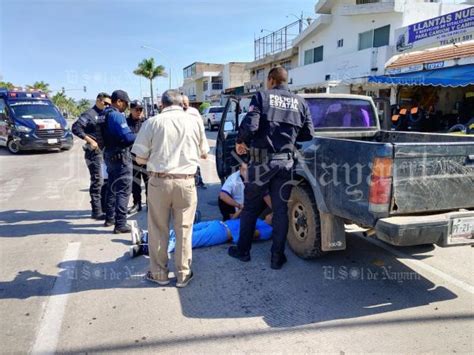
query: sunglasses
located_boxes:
[103,102,111,106]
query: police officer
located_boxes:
[228,67,314,270]
[71,92,111,220]
[126,100,148,214]
[102,90,136,233]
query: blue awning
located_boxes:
[368,64,474,87]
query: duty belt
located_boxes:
[150,172,195,179]
[249,148,293,164]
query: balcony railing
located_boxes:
[356,0,380,4]
[254,20,303,60]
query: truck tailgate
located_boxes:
[392,143,474,214]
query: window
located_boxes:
[280,60,292,71]
[183,64,196,79]
[306,98,377,129]
[358,25,390,50]
[255,68,265,81]
[373,25,390,47]
[203,81,208,91]
[337,39,344,48]
[304,46,324,65]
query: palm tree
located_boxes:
[27,81,51,94]
[133,58,167,111]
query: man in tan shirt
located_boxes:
[132,90,208,287]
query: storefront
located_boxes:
[368,8,474,132]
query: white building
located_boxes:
[289,0,473,96]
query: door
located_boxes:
[0,99,9,146]
[216,97,241,183]
[373,97,391,131]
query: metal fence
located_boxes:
[254,20,303,60]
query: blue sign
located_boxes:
[396,7,474,52]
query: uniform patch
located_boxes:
[248,105,254,112]
[269,94,298,111]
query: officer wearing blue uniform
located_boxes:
[71,92,111,219]
[102,90,136,233]
[228,67,314,269]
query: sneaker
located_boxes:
[228,246,250,262]
[114,224,132,234]
[129,245,140,258]
[130,221,140,245]
[145,271,169,286]
[176,271,194,288]
[270,253,287,270]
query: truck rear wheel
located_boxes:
[287,184,326,259]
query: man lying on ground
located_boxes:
[129,215,273,257]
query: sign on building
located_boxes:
[395,7,474,52]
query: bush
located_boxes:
[199,101,211,114]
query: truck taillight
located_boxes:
[369,157,393,212]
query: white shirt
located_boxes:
[221,171,245,204]
[131,105,209,174]
[185,106,210,154]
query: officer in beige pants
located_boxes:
[132,90,208,287]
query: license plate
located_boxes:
[47,138,58,144]
[448,216,474,245]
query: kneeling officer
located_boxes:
[102,90,136,233]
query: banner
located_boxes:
[395,7,474,52]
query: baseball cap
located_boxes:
[130,100,143,109]
[111,90,131,103]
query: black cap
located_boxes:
[130,100,143,109]
[111,90,130,103]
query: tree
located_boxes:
[133,58,167,112]
[0,81,15,90]
[199,101,211,114]
[77,99,91,113]
[26,81,51,94]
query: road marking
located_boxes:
[361,235,474,295]
[31,242,81,355]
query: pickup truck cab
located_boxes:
[202,105,225,131]
[216,94,474,258]
[0,88,73,154]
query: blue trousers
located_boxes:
[84,149,103,215]
[237,163,293,255]
[104,150,132,228]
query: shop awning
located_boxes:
[368,64,474,87]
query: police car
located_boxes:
[0,88,73,154]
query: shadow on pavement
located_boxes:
[0,235,459,328]
[177,235,458,328]
[0,253,151,299]
[0,209,104,238]
[0,209,91,224]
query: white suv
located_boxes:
[202,106,225,131]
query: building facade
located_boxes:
[181,62,251,105]
[289,0,473,96]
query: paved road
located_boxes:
[0,132,473,354]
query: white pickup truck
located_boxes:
[202,106,225,131]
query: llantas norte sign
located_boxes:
[395,6,474,52]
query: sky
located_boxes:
[0,0,315,101]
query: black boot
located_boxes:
[91,212,106,220]
[114,224,132,234]
[271,253,287,270]
[228,246,250,262]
